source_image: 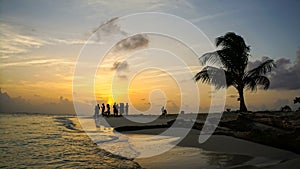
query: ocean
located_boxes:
[1,114,296,168]
[0,114,140,168]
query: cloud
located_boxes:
[114,34,149,51]
[111,61,129,71]
[48,38,103,45]
[248,51,300,90]
[117,74,127,79]
[0,23,48,58]
[85,0,171,15]
[110,61,130,79]
[190,10,238,23]
[0,91,75,114]
[270,53,300,90]
[0,22,104,59]
[92,17,127,42]
[247,56,271,71]
[0,58,74,68]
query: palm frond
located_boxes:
[247,59,276,77]
[193,66,227,89]
[244,77,256,91]
[199,49,245,71]
[256,75,270,90]
[199,51,221,66]
[194,67,210,83]
[244,75,270,91]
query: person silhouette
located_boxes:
[106,104,110,117]
[94,104,100,118]
[161,106,167,117]
[113,103,119,117]
[163,108,167,117]
[101,103,105,116]
[116,103,119,113]
[119,103,124,115]
[125,103,129,115]
[161,106,164,115]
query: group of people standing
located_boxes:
[94,102,129,118]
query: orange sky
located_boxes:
[1,32,300,115]
[1,1,300,114]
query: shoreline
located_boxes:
[121,128,299,169]
[110,112,300,154]
[73,112,300,168]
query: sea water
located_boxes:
[0,114,289,168]
[0,114,140,168]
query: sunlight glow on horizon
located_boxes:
[1,1,300,114]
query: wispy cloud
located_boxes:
[189,10,239,23]
[92,17,127,42]
[86,0,169,13]
[0,23,48,58]
[0,22,103,59]
[48,38,103,45]
[0,58,74,68]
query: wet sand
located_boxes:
[124,129,299,169]
[77,115,300,168]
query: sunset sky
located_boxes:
[0,0,300,114]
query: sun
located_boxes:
[107,97,114,106]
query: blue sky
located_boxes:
[1,0,299,60]
[0,0,300,113]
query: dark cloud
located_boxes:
[111,61,129,71]
[111,61,129,80]
[0,91,75,114]
[247,56,271,71]
[92,17,127,42]
[247,50,300,90]
[92,18,149,50]
[115,34,149,51]
[270,54,300,90]
[117,74,127,80]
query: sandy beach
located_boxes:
[124,129,299,169]
[76,114,300,169]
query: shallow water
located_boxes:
[76,117,261,168]
[1,114,295,168]
[0,114,140,168]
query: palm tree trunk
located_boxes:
[238,88,248,112]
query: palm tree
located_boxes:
[194,32,275,112]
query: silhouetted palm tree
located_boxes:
[194,32,275,112]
